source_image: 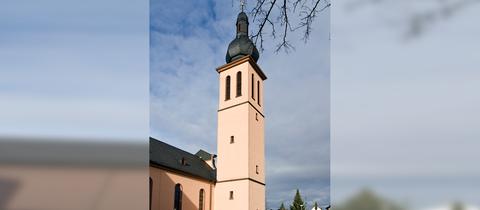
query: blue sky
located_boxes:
[0,0,149,140]
[150,0,330,208]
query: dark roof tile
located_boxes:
[149,137,216,182]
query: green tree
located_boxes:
[334,189,406,210]
[290,189,306,210]
[452,201,465,210]
[279,203,287,210]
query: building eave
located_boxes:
[150,161,216,183]
[216,55,267,80]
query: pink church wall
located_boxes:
[150,166,214,210]
[0,165,146,210]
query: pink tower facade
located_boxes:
[214,55,267,210]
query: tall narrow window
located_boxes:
[257,81,260,105]
[229,191,234,200]
[149,177,152,210]
[174,184,183,210]
[225,76,231,100]
[251,74,255,100]
[236,71,242,97]
[199,189,205,210]
[230,136,234,144]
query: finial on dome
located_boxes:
[225,11,260,63]
[240,0,245,12]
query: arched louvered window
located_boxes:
[251,74,255,100]
[257,81,261,106]
[174,184,183,210]
[149,177,152,210]
[225,76,231,100]
[199,189,205,210]
[236,71,242,97]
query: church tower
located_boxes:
[214,11,267,210]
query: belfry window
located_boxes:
[251,74,255,100]
[199,189,205,210]
[225,76,231,100]
[256,165,259,174]
[236,71,242,97]
[174,184,183,210]
[229,191,234,200]
[257,81,261,106]
[230,136,234,144]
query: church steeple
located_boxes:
[215,9,267,210]
[236,12,249,37]
[226,11,260,63]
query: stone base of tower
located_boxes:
[214,180,265,210]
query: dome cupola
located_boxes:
[225,12,260,63]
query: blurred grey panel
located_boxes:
[0,137,146,167]
[332,0,480,208]
[0,177,19,208]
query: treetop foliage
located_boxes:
[290,189,307,210]
[333,189,406,210]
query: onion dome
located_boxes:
[225,12,260,63]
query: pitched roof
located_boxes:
[195,149,215,161]
[149,137,216,182]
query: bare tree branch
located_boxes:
[405,0,478,39]
[275,0,294,53]
[296,0,331,42]
[251,0,266,23]
[248,0,331,53]
[292,0,304,13]
[250,0,277,52]
[345,0,480,39]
